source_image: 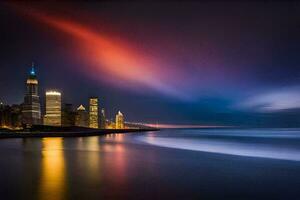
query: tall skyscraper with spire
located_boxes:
[22,63,41,126]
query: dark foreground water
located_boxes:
[0,129,300,199]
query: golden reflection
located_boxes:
[39,138,65,200]
[86,137,100,151]
[85,137,100,177]
[77,137,101,181]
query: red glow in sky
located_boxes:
[14,5,190,100]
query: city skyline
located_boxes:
[1,2,300,127]
[0,65,127,130]
[1,2,300,200]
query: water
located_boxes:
[0,129,300,199]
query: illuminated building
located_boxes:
[22,64,41,126]
[62,103,76,126]
[75,105,88,127]
[106,120,115,129]
[44,91,62,126]
[100,108,106,129]
[115,111,124,129]
[89,97,98,129]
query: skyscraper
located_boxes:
[89,97,98,129]
[115,111,124,129]
[75,105,88,127]
[100,108,106,129]
[22,64,41,126]
[44,90,62,126]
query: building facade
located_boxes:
[62,103,76,126]
[89,97,99,128]
[115,111,124,129]
[0,104,22,129]
[22,65,41,126]
[44,91,62,126]
[75,105,88,127]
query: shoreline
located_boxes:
[0,128,159,139]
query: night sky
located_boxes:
[1,1,300,126]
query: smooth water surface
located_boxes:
[0,129,300,199]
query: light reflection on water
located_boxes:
[76,137,101,183]
[103,134,127,185]
[39,138,65,200]
[1,130,300,199]
[164,128,300,138]
[34,134,128,199]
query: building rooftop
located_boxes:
[46,91,61,96]
[77,105,86,111]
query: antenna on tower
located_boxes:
[30,61,36,76]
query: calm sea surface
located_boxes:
[0,129,300,199]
